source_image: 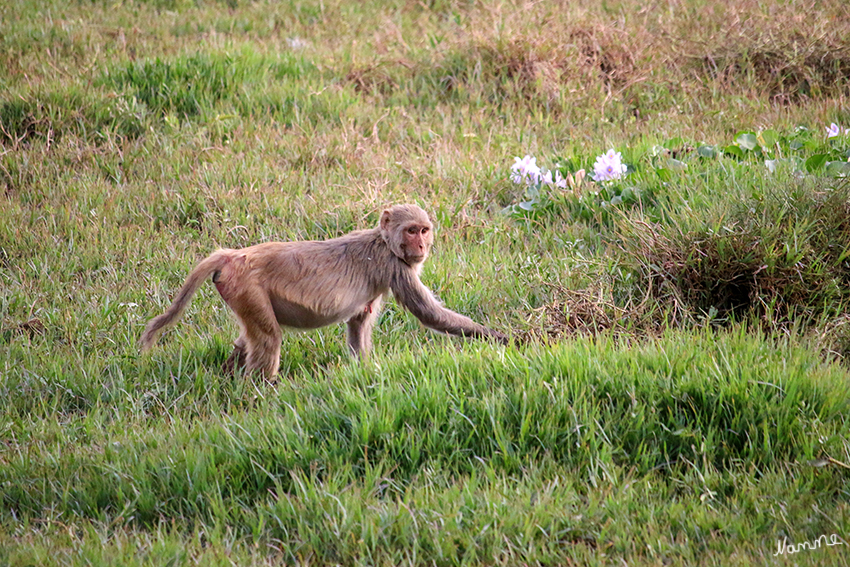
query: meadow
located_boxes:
[2,0,850,564]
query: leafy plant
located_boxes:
[507,125,850,227]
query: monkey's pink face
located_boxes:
[400,222,433,264]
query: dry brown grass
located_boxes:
[522,280,654,343]
[675,0,850,102]
[341,0,850,118]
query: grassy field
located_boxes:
[2,0,850,565]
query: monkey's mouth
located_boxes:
[405,254,426,264]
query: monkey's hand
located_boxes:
[487,328,510,346]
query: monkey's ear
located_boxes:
[379,209,392,231]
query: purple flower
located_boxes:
[827,123,850,138]
[592,149,627,182]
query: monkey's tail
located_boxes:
[139,251,229,352]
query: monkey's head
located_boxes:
[380,204,434,266]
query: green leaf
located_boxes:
[805,154,828,172]
[697,145,718,158]
[724,145,745,159]
[521,185,541,204]
[665,157,687,170]
[758,129,779,149]
[825,161,850,177]
[736,132,758,151]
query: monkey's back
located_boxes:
[224,231,395,329]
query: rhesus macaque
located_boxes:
[140,204,508,377]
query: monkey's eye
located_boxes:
[421,227,429,234]
[407,227,418,235]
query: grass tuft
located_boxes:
[622,179,850,327]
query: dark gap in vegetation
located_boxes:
[691,21,850,102]
[346,62,402,96]
[698,45,850,102]
[346,25,642,112]
[0,318,45,344]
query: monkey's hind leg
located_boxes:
[236,300,282,380]
[223,336,248,375]
[346,296,382,359]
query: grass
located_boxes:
[4,333,850,565]
[2,0,850,565]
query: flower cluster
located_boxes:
[826,123,850,138]
[510,155,540,185]
[510,155,569,188]
[509,149,627,187]
[504,147,648,221]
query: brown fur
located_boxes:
[140,204,507,377]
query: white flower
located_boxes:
[287,37,309,49]
[554,170,568,189]
[591,149,627,182]
[511,155,542,185]
[540,170,553,186]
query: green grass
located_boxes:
[2,0,850,565]
[4,332,850,565]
